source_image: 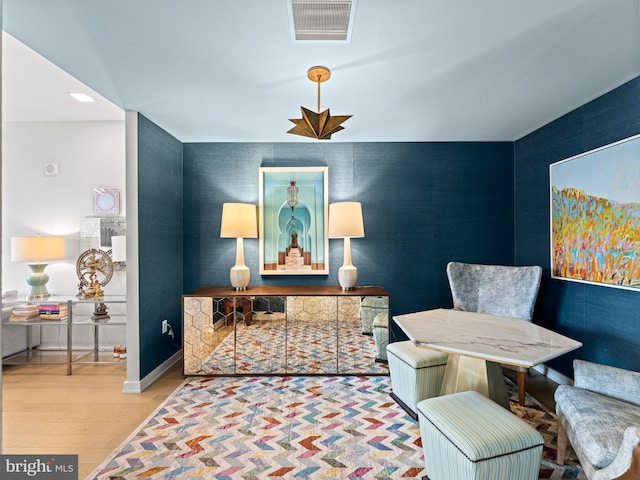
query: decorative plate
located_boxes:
[93,188,120,215]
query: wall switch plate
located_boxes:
[162,319,168,334]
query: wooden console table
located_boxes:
[183,286,389,376]
[194,285,388,298]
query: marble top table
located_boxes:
[393,308,582,408]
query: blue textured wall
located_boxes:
[137,114,184,377]
[141,78,640,380]
[515,77,640,377]
[183,141,514,340]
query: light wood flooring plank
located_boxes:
[2,354,184,479]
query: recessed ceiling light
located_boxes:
[68,92,96,103]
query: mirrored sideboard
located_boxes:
[183,286,389,376]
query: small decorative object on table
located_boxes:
[9,304,40,321]
[39,303,69,321]
[76,248,114,298]
[92,302,110,321]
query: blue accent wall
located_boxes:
[137,114,184,377]
[515,76,640,377]
[183,141,514,341]
[138,76,640,381]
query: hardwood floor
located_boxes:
[1,354,184,479]
[1,355,560,480]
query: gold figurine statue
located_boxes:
[76,248,114,298]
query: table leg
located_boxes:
[440,354,510,409]
[517,368,527,406]
[26,325,33,361]
[67,302,73,375]
[94,324,100,362]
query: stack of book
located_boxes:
[38,303,69,321]
[9,304,40,321]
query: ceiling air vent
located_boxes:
[287,0,357,42]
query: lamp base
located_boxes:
[230,265,250,291]
[25,263,51,301]
[26,293,51,301]
[338,265,358,291]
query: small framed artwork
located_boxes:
[550,133,640,291]
[259,166,329,275]
[80,216,126,252]
[93,188,120,215]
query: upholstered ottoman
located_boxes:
[372,313,389,362]
[417,391,543,480]
[386,340,448,419]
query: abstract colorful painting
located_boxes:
[550,134,640,290]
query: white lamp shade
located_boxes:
[111,236,127,262]
[11,236,65,263]
[220,203,258,238]
[328,202,364,238]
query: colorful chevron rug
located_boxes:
[89,376,585,479]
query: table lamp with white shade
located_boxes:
[11,235,65,300]
[328,202,365,290]
[220,203,258,290]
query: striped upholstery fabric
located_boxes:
[372,313,389,361]
[387,341,448,416]
[417,391,543,480]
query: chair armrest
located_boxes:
[594,426,640,480]
[372,313,388,329]
[574,360,640,406]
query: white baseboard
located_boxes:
[122,350,182,394]
[532,363,574,386]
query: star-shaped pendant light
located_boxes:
[287,66,352,140]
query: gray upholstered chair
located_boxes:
[359,296,387,335]
[359,296,390,362]
[446,261,542,405]
[387,261,542,418]
[555,360,640,480]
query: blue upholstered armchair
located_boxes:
[555,360,640,480]
[446,261,542,405]
[446,262,542,320]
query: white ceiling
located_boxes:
[2,32,124,123]
[3,0,640,143]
